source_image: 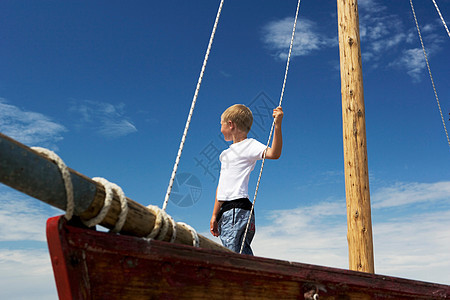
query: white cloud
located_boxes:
[372,181,450,208]
[358,0,386,13]
[373,209,450,283]
[0,186,62,242]
[262,18,336,60]
[357,0,445,81]
[0,249,57,300]
[70,100,137,138]
[1,180,449,300]
[0,186,60,299]
[252,180,450,285]
[0,98,66,150]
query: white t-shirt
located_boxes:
[217,138,267,201]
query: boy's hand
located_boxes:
[210,216,220,237]
[273,106,284,125]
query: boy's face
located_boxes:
[220,119,233,142]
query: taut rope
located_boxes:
[431,0,450,39]
[409,0,450,150]
[240,0,302,254]
[162,0,225,211]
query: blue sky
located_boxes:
[1,0,449,298]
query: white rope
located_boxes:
[177,222,200,247]
[410,0,450,150]
[159,208,170,240]
[146,204,178,242]
[431,0,450,39]
[84,177,114,227]
[240,0,302,254]
[162,0,225,211]
[86,177,129,232]
[112,183,129,233]
[31,147,74,220]
[167,214,177,243]
[146,205,163,239]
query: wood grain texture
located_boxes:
[47,216,450,299]
[337,0,375,274]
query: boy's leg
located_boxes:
[218,208,255,255]
[235,208,255,255]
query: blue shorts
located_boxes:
[218,207,255,255]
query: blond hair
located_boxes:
[221,104,253,133]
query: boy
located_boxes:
[210,104,283,255]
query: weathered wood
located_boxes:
[0,132,227,252]
[337,0,375,273]
[47,216,450,300]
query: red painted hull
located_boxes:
[47,216,449,299]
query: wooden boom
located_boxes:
[0,132,227,252]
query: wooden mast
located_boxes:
[337,0,375,273]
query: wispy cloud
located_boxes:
[261,1,445,81]
[372,181,450,209]
[0,98,66,149]
[262,17,336,60]
[0,185,61,298]
[0,186,61,242]
[358,0,444,80]
[0,249,56,299]
[70,100,137,139]
[0,180,449,299]
[253,180,450,284]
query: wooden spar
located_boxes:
[337,0,375,273]
[0,132,228,252]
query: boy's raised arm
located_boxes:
[265,106,283,160]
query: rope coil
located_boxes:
[31,147,74,220]
[177,222,200,247]
[146,204,178,242]
[31,147,132,231]
[91,177,129,232]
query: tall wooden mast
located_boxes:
[337,0,375,273]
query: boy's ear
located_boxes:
[228,120,234,129]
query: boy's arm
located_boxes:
[210,187,222,237]
[265,106,283,160]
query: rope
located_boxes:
[162,0,225,211]
[146,204,178,242]
[92,178,129,233]
[84,177,114,228]
[178,222,200,247]
[31,148,131,231]
[431,0,450,39]
[410,0,450,150]
[30,147,182,242]
[146,205,164,239]
[240,0,302,254]
[31,147,74,220]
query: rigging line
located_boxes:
[410,0,450,150]
[240,0,302,254]
[431,0,450,39]
[162,0,225,211]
